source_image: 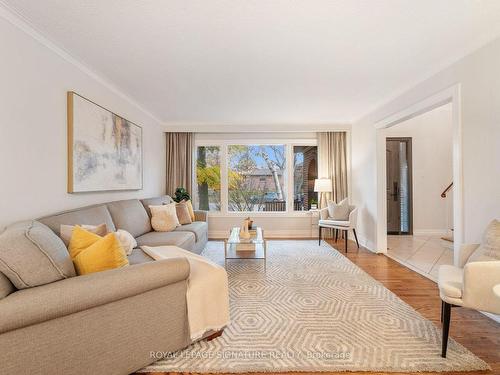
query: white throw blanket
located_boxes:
[141,245,230,341]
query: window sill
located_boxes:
[205,211,317,218]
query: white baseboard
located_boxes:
[209,230,375,254]
[413,229,449,236]
[482,312,500,324]
[352,233,377,253]
[209,229,314,239]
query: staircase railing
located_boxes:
[441,182,453,198]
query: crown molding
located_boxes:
[162,122,351,133]
[0,1,163,126]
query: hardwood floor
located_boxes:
[143,237,500,375]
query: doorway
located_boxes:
[386,138,413,235]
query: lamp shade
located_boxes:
[314,178,332,192]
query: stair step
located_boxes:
[441,235,454,243]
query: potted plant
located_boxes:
[173,187,191,203]
[310,198,318,210]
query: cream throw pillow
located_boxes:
[327,198,350,220]
[150,203,179,232]
[114,229,137,256]
[468,219,500,262]
[176,202,193,225]
[60,223,108,247]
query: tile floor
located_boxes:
[386,235,454,282]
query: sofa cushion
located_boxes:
[39,205,116,237]
[136,231,195,251]
[319,219,349,227]
[0,221,76,289]
[107,199,151,238]
[128,248,154,265]
[174,222,208,242]
[0,272,15,299]
[141,195,174,218]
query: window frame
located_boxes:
[292,144,319,212]
[194,138,317,217]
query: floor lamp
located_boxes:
[314,178,332,209]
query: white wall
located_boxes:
[352,36,500,252]
[0,14,166,230]
[384,104,453,235]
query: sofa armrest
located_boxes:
[194,210,208,222]
[463,260,500,313]
[0,258,190,334]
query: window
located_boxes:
[193,140,318,214]
[228,145,287,212]
[195,146,221,211]
[293,146,318,211]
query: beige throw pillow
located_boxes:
[60,223,108,246]
[327,198,350,220]
[182,199,196,222]
[114,229,137,256]
[176,202,193,225]
[468,219,500,262]
[150,203,179,232]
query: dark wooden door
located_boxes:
[386,138,412,234]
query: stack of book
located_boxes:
[236,242,256,252]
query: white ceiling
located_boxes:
[4,0,500,125]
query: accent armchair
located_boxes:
[438,243,500,358]
[318,205,359,252]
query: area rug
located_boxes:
[140,240,489,373]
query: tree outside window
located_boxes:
[228,145,286,212]
[196,146,221,211]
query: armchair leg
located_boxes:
[344,230,348,252]
[440,300,444,323]
[353,229,360,249]
[318,226,322,246]
[441,301,451,358]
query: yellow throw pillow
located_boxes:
[183,199,196,222]
[68,226,102,258]
[149,203,179,231]
[68,227,129,275]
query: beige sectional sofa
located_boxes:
[0,195,208,375]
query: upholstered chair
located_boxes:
[438,220,500,358]
[318,205,359,252]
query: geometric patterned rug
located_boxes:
[140,240,489,373]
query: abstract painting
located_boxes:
[67,92,143,192]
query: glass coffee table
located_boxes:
[224,227,267,269]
